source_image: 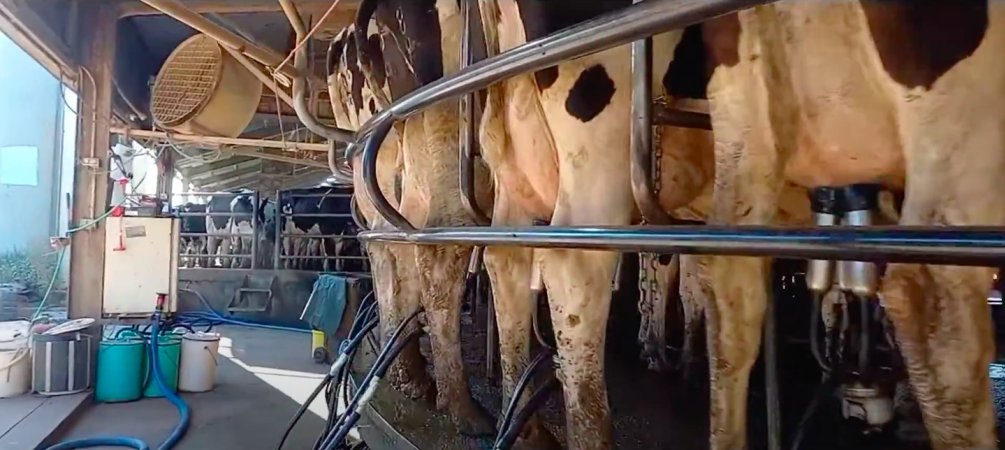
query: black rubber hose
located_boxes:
[494,377,560,450]
[857,296,870,377]
[280,317,378,450]
[809,293,830,373]
[277,373,334,450]
[789,374,834,450]
[323,327,423,450]
[320,309,423,449]
[499,350,553,435]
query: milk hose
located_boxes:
[44,310,190,450]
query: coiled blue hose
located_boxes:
[44,315,190,450]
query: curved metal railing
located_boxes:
[350,0,771,230]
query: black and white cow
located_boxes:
[205,190,256,269]
[179,202,207,268]
[279,186,361,272]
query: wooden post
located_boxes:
[68,4,116,320]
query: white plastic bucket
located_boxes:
[0,320,31,398]
[178,332,221,393]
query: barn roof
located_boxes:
[0,0,361,192]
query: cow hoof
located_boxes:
[512,418,560,450]
[453,404,495,437]
[397,378,436,402]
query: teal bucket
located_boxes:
[95,336,145,403]
[143,334,182,398]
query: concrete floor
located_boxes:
[52,326,330,450]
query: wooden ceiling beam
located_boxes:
[118,0,361,18]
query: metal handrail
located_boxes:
[177,212,256,217]
[284,193,353,199]
[279,213,356,218]
[629,26,673,225]
[280,233,361,239]
[359,226,1005,266]
[353,0,773,231]
[179,232,256,238]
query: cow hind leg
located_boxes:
[414,245,493,436]
[877,41,1004,447]
[540,248,618,450]
[486,245,559,449]
[206,236,217,267]
[372,243,434,401]
[706,255,768,449]
[678,254,709,382]
[882,265,996,449]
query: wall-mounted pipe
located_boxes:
[359,226,1005,267]
[279,0,355,186]
[327,140,354,184]
[279,0,356,144]
[109,127,329,152]
[459,0,491,226]
[356,0,775,231]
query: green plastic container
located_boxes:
[143,334,182,398]
[95,336,145,403]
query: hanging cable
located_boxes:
[277,293,378,450]
[494,377,560,450]
[498,349,554,437]
[317,308,424,450]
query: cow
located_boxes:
[257,197,278,269]
[179,202,207,268]
[693,3,1005,449]
[335,2,1004,450]
[205,190,256,268]
[474,1,735,447]
[328,23,436,407]
[278,187,359,272]
[328,0,497,435]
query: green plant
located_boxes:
[0,247,58,297]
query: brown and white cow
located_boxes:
[697,2,1005,449]
[330,0,496,435]
[476,1,723,448]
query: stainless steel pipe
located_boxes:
[279,0,356,148]
[629,26,673,225]
[459,0,491,226]
[359,226,1005,266]
[356,0,775,230]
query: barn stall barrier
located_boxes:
[171,189,369,330]
[329,0,1005,449]
[174,191,259,269]
[274,189,370,276]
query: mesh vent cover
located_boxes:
[151,35,223,127]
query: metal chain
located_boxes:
[637,253,662,323]
[637,252,650,316]
[638,91,668,342]
[652,96,667,197]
